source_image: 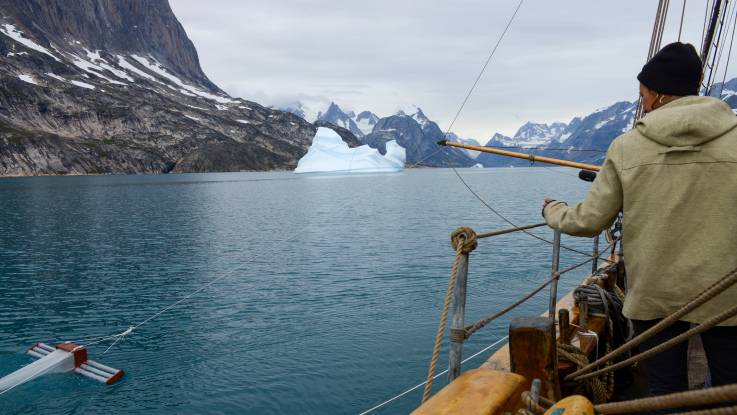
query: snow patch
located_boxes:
[236,119,250,124]
[0,24,60,61]
[45,72,66,82]
[70,80,95,90]
[130,54,236,103]
[81,50,134,81]
[184,115,200,121]
[17,74,37,85]
[295,127,405,174]
[117,56,159,82]
[355,117,376,135]
[68,54,127,85]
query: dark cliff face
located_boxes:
[363,113,473,167]
[0,0,216,90]
[0,0,316,175]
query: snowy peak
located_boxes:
[485,133,512,146]
[397,106,431,127]
[354,110,379,135]
[317,102,364,137]
[510,121,567,146]
[447,132,481,159]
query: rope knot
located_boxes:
[450,227,478,254]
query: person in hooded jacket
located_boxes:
[542,42,737,398]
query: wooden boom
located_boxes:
[438,140,601,172]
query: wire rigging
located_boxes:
[714,0,737,85]
[705,1,731,94]
[719,7,737,95]
[443,0,525,136]
[678,0,687,41]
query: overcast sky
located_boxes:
[169,1,735,139]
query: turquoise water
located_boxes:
[0,168,594,414]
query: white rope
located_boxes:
[357,335,509,415]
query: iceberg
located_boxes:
[295,127,405,174]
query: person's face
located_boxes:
[639,83,658,113]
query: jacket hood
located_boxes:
[635,96,737,147]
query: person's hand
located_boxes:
[542,197,555,218]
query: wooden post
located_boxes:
[579,298,590,350]
[448,252,469,382]
[509,316,561,401]
[548,230,561,318]
[558,309,570,344]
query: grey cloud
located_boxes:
[170,0,733,139]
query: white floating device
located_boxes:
[0,342,124,393]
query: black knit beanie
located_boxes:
[637,42,702,96]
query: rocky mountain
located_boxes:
[354,110,379,135]
[313,119,361,147]
[477,101,636,167]
[509,122,567,146]
[315,102,363,137]
[362,108,474,167]
[707,78,737,108]
[446,132,481,159]
[0,0,318,175]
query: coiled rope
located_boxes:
[557,343,612,404]
[566,265,737,381]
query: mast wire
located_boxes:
[678,0,687,41]
[719,7,737,95]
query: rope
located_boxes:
[358,335,509,415]
[447,163,601,260]
[450,227,478,254]
[421,238,466,403]
[576,300,737,382]
[422,0,602,263]
[673,406,737,415]
[595,383,737,414]
[462,240,617,340]
[566,265,737,381]
[557,343,610,404]
[521,391,548,415]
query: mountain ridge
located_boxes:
[0,0,319,175]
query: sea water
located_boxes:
[0,168,594,414]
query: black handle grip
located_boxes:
[579,170,597,182]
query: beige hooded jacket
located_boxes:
[544,96,737,325]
